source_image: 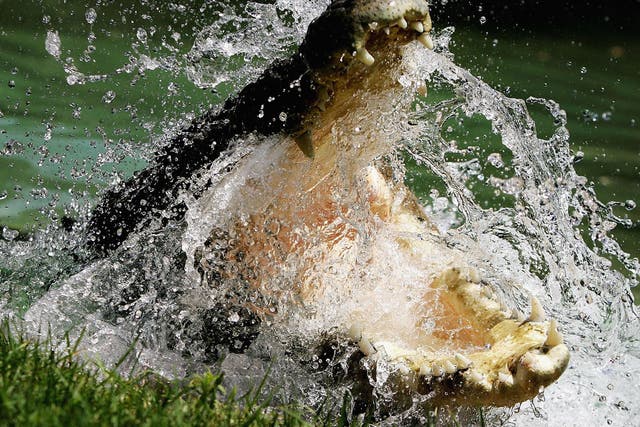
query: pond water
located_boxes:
[0,1,638,425]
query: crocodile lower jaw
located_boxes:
[347,263,570,407]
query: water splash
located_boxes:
[1,2,639,425]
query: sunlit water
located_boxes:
[1,1,639,425]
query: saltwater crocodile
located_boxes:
[86,0,570,408]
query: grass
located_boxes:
[0,323,374,427]
[0,322,484,426]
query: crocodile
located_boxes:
[87,0,570,407]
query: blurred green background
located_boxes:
[0,1,638,271]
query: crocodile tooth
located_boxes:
[417,83,427,97]
[294,130,314,158]
[358,337,376,355]
[498,371,514,386]
[528,295,546,322]
[419,363,432,376]
[356,48,375,66]
[455,353,472,369]
[383,27,390,35]
[397,17,408,29]
[410,21,424,33]
[431,362,445,377]
[545,319,563,346]
[498,298,513,318]
[417,33,434,49]
[468,267,481,283]
[443,359,457,374]
[423,15,433,32]
[466,369,485,385]
[348,322,363,341]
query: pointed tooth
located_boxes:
[348,322,363,341]
[466,370,484,384]
[481,286,493,299]
[423,16,432,32]
[294,130,314,158]
[417,33,434,49]
[443,359,457,374]
[431,363,444,377]
[397,364,411,375]
[417,83,427,97]
[498,372,514,386]
[419,363,432,376]
[383,27,390,35]
[356,48,375,66]
[358,338,376,356]
[455,353,472,369]
[410,21,424,33]
[396,17,408,29]
[459,266,480,283]
[545,319,563,347]
[468,268,480,283]
[498,300,513,319]
[528,295,546,322]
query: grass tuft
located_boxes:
[0,323,362,427]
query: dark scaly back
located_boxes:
[86,0,365,254]
[87,52,321,254]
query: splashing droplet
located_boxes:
[102,90,116,104]
[136,28,148,43]
[45,30,61,59]
[85,8,97,24]
[2,227,19,241]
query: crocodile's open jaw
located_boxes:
[189,0,570,408]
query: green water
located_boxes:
[1,2,638,270]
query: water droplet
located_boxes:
[45,30,61,59]
[42,15,50,24]
[8,80,15,88]
[0,191,7,200]
[102,90,116,103]
[85,8,97,24]
[582,110,598,123]
[624,200,636,211]
[66,75,80,86]
[279,112,288,122]
[2,227,19,241]
[580,67,587,74]
[487,152,504,168]
[44,124,52,141]
[10,67,18,75]
[136,28,148,43]
[479,16,487,25]
[601,111,612,121]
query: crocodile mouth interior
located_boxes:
[193,0,570,408]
